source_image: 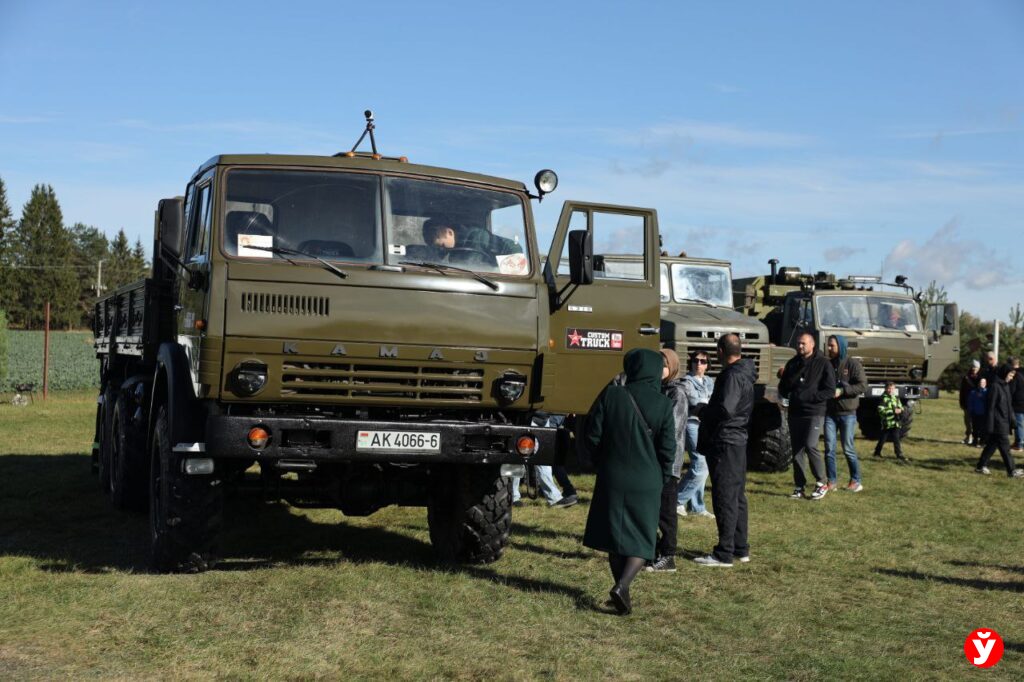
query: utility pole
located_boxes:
[95,259,106,297]
[994,319,1000,360]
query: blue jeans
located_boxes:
[512,465,562,505]
[676,420,708,513]
[1015,412,1024,448]
[824,413,861,484]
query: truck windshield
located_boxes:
[222,170,530,277]
[224,169,383,262]
[384,177,529,276]
[669,263,732,306]
[817,295,921,331]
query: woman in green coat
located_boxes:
[583,348,677,615]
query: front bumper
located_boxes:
[204,414,564,465]
[864,383,938,400]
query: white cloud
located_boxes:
[882,218,1019,290]
[824,246,866,262]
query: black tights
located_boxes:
[608,553,646,591]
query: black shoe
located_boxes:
[644,555,676,572]
[896,456,909,464]
[872,452,882,458]
[552,495,577,508]
[609,585,631,615]
[512,500,524,508]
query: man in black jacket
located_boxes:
[1009,357,1024,452]
[693,334,757,567]
[975,363,1024,478]
[778,331,836,500]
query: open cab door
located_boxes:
[925,302,959,382]
[540,201,660,413]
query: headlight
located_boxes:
[231,361,268,397]
[909,367,924,381]
[495,371,527,403]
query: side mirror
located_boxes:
[567,229,593,285]
[157,197,185,261]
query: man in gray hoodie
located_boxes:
[825,334,867,492]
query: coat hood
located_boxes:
[828,334,848,362]
[624,348,664,390]
[726,357,758,383]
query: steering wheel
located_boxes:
[447,247,497,268]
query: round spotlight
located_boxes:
[534,169,558,195]
[231,361,268,397]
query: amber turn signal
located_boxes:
[516,435,538,456]
[247,426,270,449]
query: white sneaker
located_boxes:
[693,554,733,567]
[696,510,715,519]
[735,555,751,563]
[676,505,688,517]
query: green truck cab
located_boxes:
[735,261,959,438]
[92,143,662,572]
[604,254,795,471]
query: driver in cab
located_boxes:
[882,305,904,329]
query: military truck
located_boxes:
[598,254,794,471]
[735,260,959,439]
[91,114,663,572]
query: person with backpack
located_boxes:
[582,349,677,615]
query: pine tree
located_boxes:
[70,223,110,326]
[131,237,149,280]
[13,185,79,328]
[106,228,135,291]
[0,177,16,315]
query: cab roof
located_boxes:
[193,153,528,193]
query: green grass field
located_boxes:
[1,393,1021,680]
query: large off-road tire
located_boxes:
[149,406,223,573]
[747,404,793,472]
[427,465,511,564]
[97,385,117,493]
[109,395,149,512]
[858,399,914,440]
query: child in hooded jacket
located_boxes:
[873,382,907,461]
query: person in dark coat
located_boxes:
[975,364,1024,478]
[778,331,836,500]
[583,348,677,615]
[1009,357,1024,451]
[968,378,989,447]
[693,333,757,567]
[824,334,867,492]
[645,348,688,573]
[959,360,981,445]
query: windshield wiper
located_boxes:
[399,261,499,291]
[247,245,348,281]
[675,297,717,308]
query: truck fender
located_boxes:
[150,342,202,448]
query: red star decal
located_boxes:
[568,329,583,346]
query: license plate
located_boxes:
[355,430,441,453]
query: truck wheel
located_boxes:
[747,405,793,472]
[427,465,511,564]
[109,395,149,512]
[97,386,117,493]
[857,400,882,440]
[149,406,223,573]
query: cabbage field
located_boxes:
[4,331,100,391]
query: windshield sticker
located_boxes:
[497,253,529,276]
[238,234,273,258]
[904,324,918,332]
[566,328,624,351]
[389,244,407,256]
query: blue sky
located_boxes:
[1,0,1022,319]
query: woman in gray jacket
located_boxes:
[677,350,715,518]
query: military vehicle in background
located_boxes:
[91,112,663,572]
[735,260,959,439]
[598,254,795,472]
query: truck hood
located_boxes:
[660,304,769,343]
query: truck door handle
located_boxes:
[638,325,660,336]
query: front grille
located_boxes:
[685,331,760,341]
[860,361,913,382]
[241,292,330,316]
[679,343,762,377]
[280,360,484,402]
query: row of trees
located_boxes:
[0,177,149,329]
